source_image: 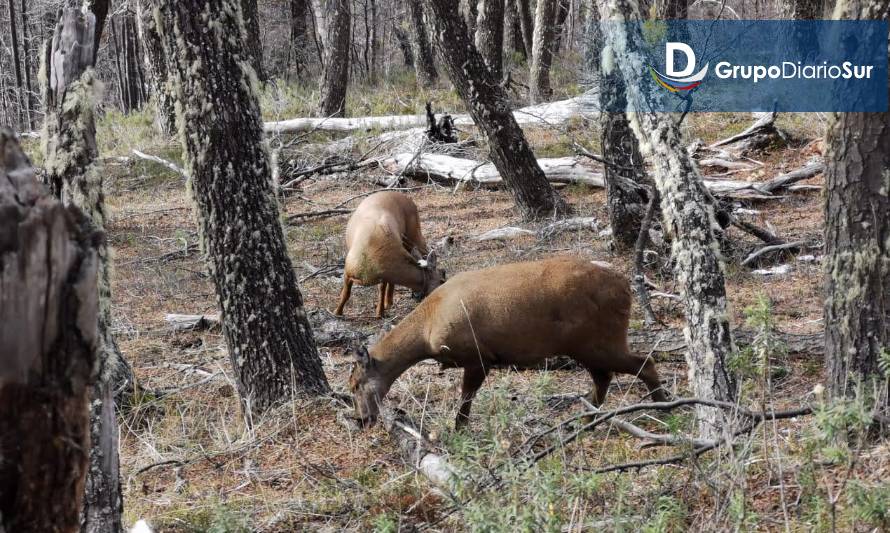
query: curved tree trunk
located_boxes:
[825,0,890,412]
[424,0,567,219]
[153,0,331,416]
[599,0,736,439]
[240,0,266,81]
[0,128,98,533]
[40,6,129,532]
[136,0,175,136]
[475,0,504,78]
[318,0,351,117]
[408,0,438,87]
[530,0,557,103]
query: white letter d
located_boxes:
[666,42,695,77]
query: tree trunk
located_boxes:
[530,0,557,103]
[599,0,736,439]
[408,0,438,87]
[462,0,478,35]
[40,7,129,532]
[517,0,534,60]
[425,0,567,219]
[317,0,350,117]
[153,0,331,416]
[0,128,98,533]
[84,0,109,63]
[475,0,504,78]
[657,0,688,18]
[240,0,266,81]
[136,0,176,135]
[289,0,310,76]
[824,0,890,412]
[552,0,570,53]
[19,0,34,130]
[784,0,823,18]
[7,0,25,129]
[394,26,415,67]
[504,0,525,60]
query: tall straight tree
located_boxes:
[598,0,736,438]
[408,0,438,87]
[241,0,266,81]
[424,0,566,219]
[153,0,330,415]
[19,0,34,129]
[41,6,129,531]
[475,0,504,78]
[136,0,175,135]
[318,0,351,117]
[6,0,25,129]
[824,0,889,412]
[289,0,310,77]
[530,0,557,102]
[517,0,535,59]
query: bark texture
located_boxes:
[475,0,504,78]
[425,0,566,219]
[408,0,438,87]
[599,0,736,438]
[530,0,557,102]
[516,0,534,59]
[657,0,688,18]
[0,128,98,533]
[154,0,331,415]
[318,0,351,117]
[240,0,266,81]
[136,0,175,135]
[40,8,128,532]
[824,0,890,410]
[7,0,25,129]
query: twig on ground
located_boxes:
[132,149,188,180]
[633,186,660,326]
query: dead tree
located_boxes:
[599,0,736,439]
[0,128,98,533]
[530,0,557,102]
[408,0,438,87]
[136,0,175,135]
[825,0,890,412]
[475,0,504,79]
[153,0,331,415]
[41,7,130,532]
[318,0,350,117]
[7,0,25,129]
[240,0,266,81]
[424,0,567,219]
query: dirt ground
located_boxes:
[54,111,888,532]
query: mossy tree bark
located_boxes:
[0,128,98,533]
[599,0,736,439]
[240,0,266,82]
[530,0,557,103]
[475,0,504,79]
[153,0,331,416]
[425,0,567,219]
[40,6,128,532]
[136,0,175,136]
[317,0,351,117]
[824,0,890,412]
[408,0,438,87]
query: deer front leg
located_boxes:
[384,282,394,309]
[456,366,488,429]
[376,283,387,318]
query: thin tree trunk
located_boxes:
[475,0,504,78]
[7,0,24,129]
[598,0,736,439]
[19,0,33,130]
[408,0,438,87]
[825,0,890,412]
[290,0,310,76]
[40,7,130,532]
[394,26,415,67]
[136,0,175,135]
[530,0,557,103]
[153,0,331,416]
[0,128,98,533]
[110,17,127,110]
[370,0,379,83]
[517,0,534,59]
[424,0,567,219]
[240,0,266,81]
[318,0,350,117]
[552,0,570,52]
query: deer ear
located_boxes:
[426,250,438,269]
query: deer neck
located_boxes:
[368,309,431,391]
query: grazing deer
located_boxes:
[349,256,669,428]
[335,191,446,318]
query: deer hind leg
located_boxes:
[334,276,354,316]
[375,283,387,318]
[384,282,395,309]
[611,350,670,403]
[456,366,488,429]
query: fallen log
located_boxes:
[264,92,599,135]
[710,112,782,149]
[381,408,456,490]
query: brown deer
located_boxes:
[335,191,445,318]
[349,256,669,428]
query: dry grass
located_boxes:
[38,107,887,532]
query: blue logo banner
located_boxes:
[599,21,888,112]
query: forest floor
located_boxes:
[22,98,890,532]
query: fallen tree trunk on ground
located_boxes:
[381,408,456,490]
[264,92,599,134]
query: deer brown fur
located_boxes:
[335,191,445,318]
[349,256,670,428]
